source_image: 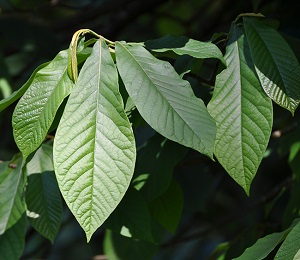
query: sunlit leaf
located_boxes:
[244,17,300,114]
[54,39,136,242]
[207,24,273,194]
[144,35,225,64]
[12,50,73,160]
[116,42,216,159]
[25,144,62,243]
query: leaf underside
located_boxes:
[54,39,136,242]
[116,42,216,159]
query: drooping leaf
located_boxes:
[0,155,25,235]
[275,220,300,259]
[104,229,157,260]
[244,17,300,114]
[25,144,62,243]
[105,188,153,242]
[116,42,216,159]
[234,219,300,260]
[149,180,183,234]
[54,39,136,242]
[144,35,225,64]
[133,134,188,202]
[207,24,273,195]
[0,214,26,260]
[12,50,74,160]
[0,61,49,113]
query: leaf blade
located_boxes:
[12,50,74,160]
[54,39,136,242]
[116,42,216,159]
[207,25,273,194]
[244,17,300,114]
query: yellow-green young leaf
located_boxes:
[12,50,74,160]
[244,17,300,114]
[54,39,136,242]
[207,24,273,195]
[116,42,216,159]
[0,155,25,235]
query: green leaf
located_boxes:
[275,220,300,259]
[104,229,157,260]
[244,17,300,114]
[25,144,62,243]
[144,35,225,64]
[149,180,183,233]
[0,214,27,260]
[133,134,188,202]
[207,24,273,195]
[116,42,216,159]
[12,50,74,160]
[0,155,25,235]
[234,219,299,260]
[105,188,153,242]
[0,62,49,113]
[54,39,136,242]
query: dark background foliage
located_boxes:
[1,0,300,259]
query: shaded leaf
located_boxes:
[234,219,299,260]
[12,50,73,160]
[0,155,25,235]
[104,229,157,260]
[144,35,225,64]
[25,144,62,243]
[207,24,273,194]
[149,180,183,233]
[116,42,216,159]
[0,62,49,113]
[133,134,188,202]
[0,214,26,260]
[54,39,136,242]
[244,17,300,114]
[105,188,153,242]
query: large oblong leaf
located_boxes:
[207,25,273,195]
[54,39,136,242]
[244,17,300,114]
[12,50,74,160]
[116,42,216,159]
[144,35,225,64]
